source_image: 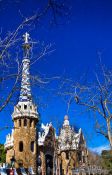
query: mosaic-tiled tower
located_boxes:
[12,33,39,172]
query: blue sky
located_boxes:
[0,0,112,153]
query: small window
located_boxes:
[24,105,27,110]
[83,156,85,163]
[66,152,69,159]
[24,119,27,127]
[30,106,32,109]
[78,152,81,161]
[19,105,21,109]
[31,141,34,152]
[19,119,21,127]
[30,120,32,127]
[19,141,23,152]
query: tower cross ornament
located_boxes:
[23,32,30,44]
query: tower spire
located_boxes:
[19,32,32,102]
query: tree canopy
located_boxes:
[0,144,6,163]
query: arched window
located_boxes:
[31,141,34,152]
[19,141,23,152]
[24,104,27,110]
[66,152,69,159]
[19,119,21,127]
[24,119,27,127]
[18,105,21,109]
[30,119,32,127]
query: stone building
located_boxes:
[37,116,88,175]
[57,115,88,175]
[4,33,88,175]
[5,32,39,173]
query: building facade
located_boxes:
[37,116,88,175]
[4,33,88,175]
[57,115,88,175]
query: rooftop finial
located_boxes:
[23,32,30,44]
[63,115,70,126]
[23,32,31,58]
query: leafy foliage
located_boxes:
[101,150,112,170]
[0,144,6,163]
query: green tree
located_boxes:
[0,144,6,163]
[101,150,112,170]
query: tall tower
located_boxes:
[12,33,38,172]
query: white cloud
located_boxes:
[89,145,110,155]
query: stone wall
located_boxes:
[13,118,37,173]
[6,148,14,164]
